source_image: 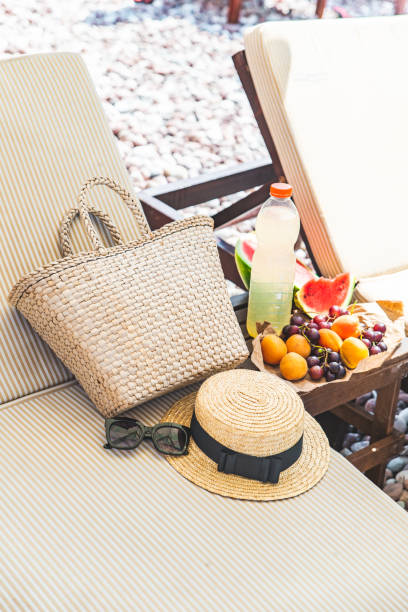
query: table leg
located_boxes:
[366,377,401,486]
[228,0,243,23]
[315,0,326,18]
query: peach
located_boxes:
[318,329,343,352]
[340,337,369,369]
[331,315,361,340]
[285,335,311,358]
[261,334,287,365]
[280,352,308,381]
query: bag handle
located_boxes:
[78,177,151,251]
[61,177,151,254]
[59,206,124,257]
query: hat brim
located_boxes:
[162,392,330,501]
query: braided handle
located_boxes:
[59,206,124,257]
[77,177,151,252]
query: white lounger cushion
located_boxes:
[244,18,408,283]
[0,53,148,404]
[356,268,408,333]
[1,383,408,611]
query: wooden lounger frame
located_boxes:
[138,50,408,487]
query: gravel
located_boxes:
[345,389,408,508]
[0,0,400,249]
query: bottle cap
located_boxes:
[270,183,293,198]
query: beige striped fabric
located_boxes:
[244,18,408,281]
[1,382,408,611]
[0,52,148,404]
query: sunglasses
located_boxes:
[104,417,190,455]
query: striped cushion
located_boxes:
[0,52,148,404]
[1,382,408,610]
[244,18,408,281]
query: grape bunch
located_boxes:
[281,306,350,382]
[360,323,387,355]
[279,306,389,384]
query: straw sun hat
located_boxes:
[162,369,330,501]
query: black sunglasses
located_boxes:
[104,417,190,456]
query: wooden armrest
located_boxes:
[138,160,275,210]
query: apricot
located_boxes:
[280,352,308,381]
[318,329,343,352]
[331,315,361,340]
[340,337,369,369]
[261,334,287,365]
[285,334,311,358]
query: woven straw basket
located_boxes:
[9,178,249,416]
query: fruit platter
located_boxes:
[252,301,405,392]
[236,234,405,390]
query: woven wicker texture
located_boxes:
[9,178,248,417]
[163,370,330,500]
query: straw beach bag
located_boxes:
[9,178,249,417]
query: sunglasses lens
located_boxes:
[109,421,143,449]
[154,425,188,455]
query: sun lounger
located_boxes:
[243,17,408,327]
[1,52,408,610]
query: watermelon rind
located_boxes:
[234,238,252,290]
[294,273,355,318]
[293,259,318,292]
[234,236,316,291]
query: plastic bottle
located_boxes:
[246,183,300,337]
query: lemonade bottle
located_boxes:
[247,183,300,337]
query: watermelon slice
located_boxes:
[234,235,316,291]
[295,272,355,318]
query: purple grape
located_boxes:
[308,322,319,330]
[281,325,292,339]
[373,322,386,334]
[328,362,340,374]
[329,305,341,318]
[287,325,300,337]
[312,347,326,358]
[307,356,321,368]
[372,331,383,344]
[309,365,324,381]
[338,308,350,316]
[291,314,305,326]
[318,321,332,330]
[336,365,346,379]
[328,352,340,363]
[377,341,387,352]
[369,345,382,356]
[362,329,374,342]
[305,328,320,344]
[361,338,372,349]
[325,371,336,382]
[313,315,327,324]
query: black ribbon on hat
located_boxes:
[190,412,303,484]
